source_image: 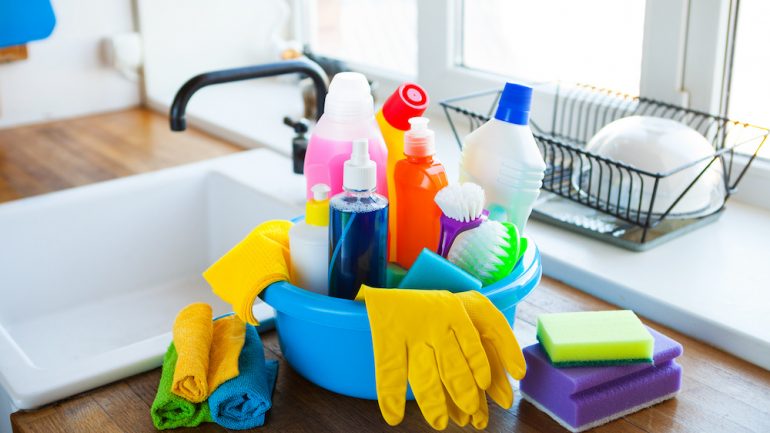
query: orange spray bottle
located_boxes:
[375,83,429,261]
[394,117,449,268]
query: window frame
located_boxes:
[297,0,736,111]
[297,0,768,207]
[297,0,418,85]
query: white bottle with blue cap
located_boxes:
[460,82,546,232]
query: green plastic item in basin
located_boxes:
[386,262,408,288]
[536,310,654,367]
[488,223,522,284]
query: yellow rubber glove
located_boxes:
[457,290,526,407]
[203,220,292,325]
[441,290,527,430]
[445,389,488,429]
[363,286,491,430]
[428,291,527,430]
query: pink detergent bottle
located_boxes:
[304,72,388,199]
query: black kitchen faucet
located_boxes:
[168,59,329,173]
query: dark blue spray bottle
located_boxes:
[328,138,388,299]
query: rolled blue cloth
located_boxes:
[209,325,279,430]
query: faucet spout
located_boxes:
[169,59,329,131]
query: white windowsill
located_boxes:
[529,205,770,371]
[149,80,770,371]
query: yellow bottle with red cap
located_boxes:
[394,117,448,268]
[375,83,429,261]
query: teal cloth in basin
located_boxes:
[399,248,482,292]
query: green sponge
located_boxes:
[537,310,654,367]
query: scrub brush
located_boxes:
[435,182,487,257]
[447,220,521,286]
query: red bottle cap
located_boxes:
[381,82,429,131]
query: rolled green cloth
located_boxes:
[151,343,213,430]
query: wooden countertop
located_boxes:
[5,109,770,433]
[11,278,770,433]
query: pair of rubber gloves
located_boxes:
[361,286,527,430]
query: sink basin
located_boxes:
[0,149,304,415]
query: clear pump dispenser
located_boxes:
[328,139,389,300]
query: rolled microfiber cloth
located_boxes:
[537,310,654,367]
[151,343,213,430]
[520,327,683,433]
[208,315,247,392]
[171,303,213,402]
[171,304,246,403]
[399,248,482,292]
[209,324,279,430]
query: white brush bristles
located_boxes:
[435,182,485,222]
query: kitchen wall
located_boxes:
[0,0,141,129]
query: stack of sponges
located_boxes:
[520,310,683,432]
[151,303,279,430]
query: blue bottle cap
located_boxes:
[494,82,533,125]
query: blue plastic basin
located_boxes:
[261,241,542,400]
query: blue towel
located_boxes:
[208,325,279,430]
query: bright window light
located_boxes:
[313,0,417,76]
[461,0,646,95]
[728,0,770,157]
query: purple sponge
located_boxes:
[520,327,683,432]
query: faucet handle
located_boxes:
[284,116,310,174]
[283,116,310,135]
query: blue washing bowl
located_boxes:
[261,241,542,400]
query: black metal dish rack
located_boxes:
[441,83,768,250]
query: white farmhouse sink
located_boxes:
[0,150,304,423]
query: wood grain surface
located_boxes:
[0,45,28,63]
[5,109,770,433]
[0,109,240,203]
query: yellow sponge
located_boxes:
[537,310,654,367]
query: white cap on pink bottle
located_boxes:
[324,72,374,119]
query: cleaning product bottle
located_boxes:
[328,138,388,300]
[304,72,388,200]
[393,117,448,268]
[375,83,429,259]
[460,82,546,232]
[289,183,331,295]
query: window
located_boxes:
[461,0,646,95]
[297,0,769,201]
[728,0,770,157]
[310,0,418,77]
